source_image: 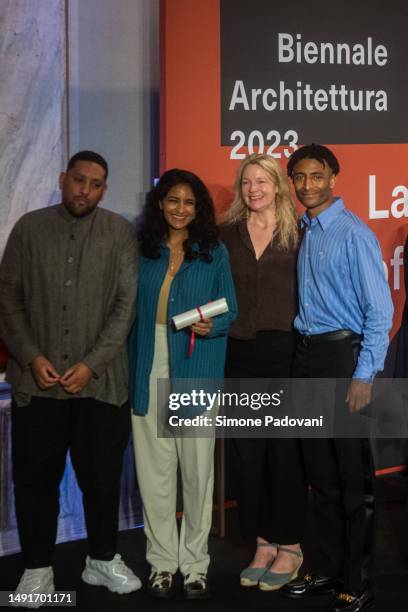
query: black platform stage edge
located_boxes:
[0,474,407,611]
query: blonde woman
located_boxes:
[220,153,307,591]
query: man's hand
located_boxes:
[346,379,372,412]
[31,355,60,389]
[60,362,93,394]
[191,317,213,337]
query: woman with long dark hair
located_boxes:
[129,168,236,600]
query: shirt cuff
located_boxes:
[21,347,42,368]
[352,376,374,384]
[82,354,103,379]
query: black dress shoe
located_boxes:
[184,573,210,600]
[282,573,343,597]
[147,571,175,599]
[326,589,374,612]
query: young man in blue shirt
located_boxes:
[283,144,393,612]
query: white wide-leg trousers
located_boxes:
[132,324,215,575]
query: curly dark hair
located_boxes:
[287,143,340,177]
[138,168,219,262]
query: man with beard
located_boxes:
[0,151,141,605]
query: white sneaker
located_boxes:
[12,567,54,608]
[81,554,142,594]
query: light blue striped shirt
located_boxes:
[294,198,393,380]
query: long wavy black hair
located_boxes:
[138,168,219,262]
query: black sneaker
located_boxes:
[147,571,175,599]
[183,573,210,600]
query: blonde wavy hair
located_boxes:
[224,153,299,251]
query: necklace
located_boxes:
[168,244,184,274]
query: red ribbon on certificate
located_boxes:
[188,306,205,357]
[188,332,195,357]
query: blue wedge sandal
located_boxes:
[258,546,303,591]
[240,542,278,587]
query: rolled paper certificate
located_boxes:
[172,297,229,330]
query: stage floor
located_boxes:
[0,474,407,611]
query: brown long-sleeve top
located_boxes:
[0,204,138,406]
[220,220,298,339]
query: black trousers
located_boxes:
[294,337,375,592]
[11,396,131,568]
[225,331,307,544]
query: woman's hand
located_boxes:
[191,317,213,336]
